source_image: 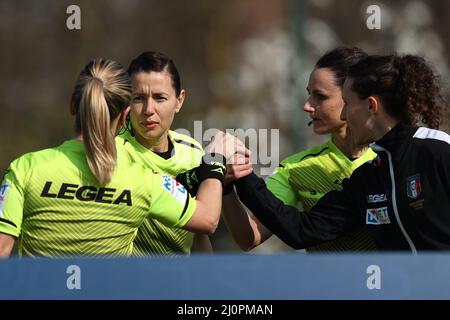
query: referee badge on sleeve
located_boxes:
[0,184,11,217]
[161,175,187,205]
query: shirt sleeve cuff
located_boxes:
[173,195,197,228]
[0,220,20,238]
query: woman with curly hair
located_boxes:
[233,53,450,252]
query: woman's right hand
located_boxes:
[225,152,253,184]
[206,131,252,186]
[205,131,250,163]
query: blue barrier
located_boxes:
[0,253,449,300]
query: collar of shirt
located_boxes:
[371,123,418,161]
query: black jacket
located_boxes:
[235,124,450,252]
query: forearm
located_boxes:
[184,179,222,234]
[222,189,271,251]
[234,173,355,249]
[0,233,16,258]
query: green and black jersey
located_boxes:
[266,138,378,252]
[116,130,203,255]
[0,140,196,257]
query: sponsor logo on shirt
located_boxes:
[406,174,422,199]
[367,194,387,203]
[0,184,11,217]
[162,175,187,205]
[366,207,390,225]
[40,181,132,206]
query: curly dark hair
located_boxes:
[348,54,444,129]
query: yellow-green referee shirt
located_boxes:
[0,140,196,257]
[116,130,203,255]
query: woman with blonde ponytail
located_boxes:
[0,58,241,257]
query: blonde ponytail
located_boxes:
[72,59,132,185]
[79,78,116,184]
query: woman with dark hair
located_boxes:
[0,58,228,257]
[116,51,213,255]
[223,47,378,252]
[233,53,450,252]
